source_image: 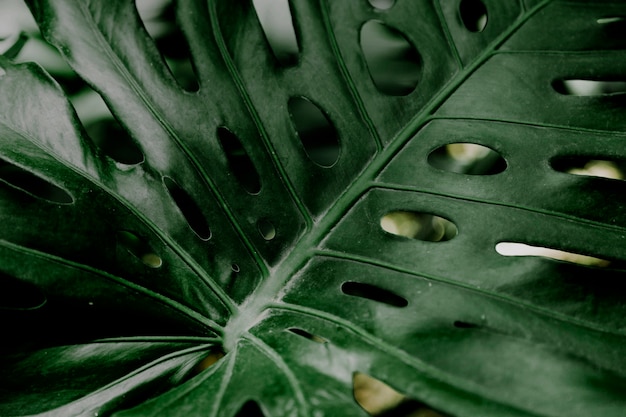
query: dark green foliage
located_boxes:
[1,0,626,416]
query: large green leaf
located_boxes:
[2,0,626,415]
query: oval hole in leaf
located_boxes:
[163,176,211,240]
[551,156,624,180]
[252,0,299,66]
[353,372,448,416]
[217,127,262,194]
[360,20,421,96]
[428,143,506,175]
[341,281,408,307]
[0,159,73,204]
[496,242,610,267]
[257,218,276,241]
[368,0,395,10]
[381,211,457,242]
[135,0,199,91]
[231,263,240,273]
[86,118,145,166]
[288,97,341,167]
[116,231,163,268]
[459,0,488,32]
[0,274,46,311]
[235,400,266,417]
[552,79,626,96]
[287,327,327,343]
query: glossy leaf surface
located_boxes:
[2,0,626,416]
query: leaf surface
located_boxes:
[2,0,626,416]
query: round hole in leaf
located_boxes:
[163,176,211,240]
[360,20,421,96]
[257,218,276,241]
[0,274,46,310]
[288,96,341,167]
[459,0,488,32]
[428,143,506,175]
[381,211,457,242]
[368,0,395,10]
[86,118,145,166]
[116,230,163,268]
[0,159,73,204]
[217,127,262,195]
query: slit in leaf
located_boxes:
[0,274,46,311]
[341,282,408,307]
[368,0,395,10]
[553,79,626,96]
[597,16,626,37]
[459,0,488,33]
[496,242,610,267]
[288,97,341,167]
[252,0,299,66]
[551,156,624,180]
[235,400,266,417]
[453,321,479,329]
[135,0,199,91]
[353,372,448,416]
[217,127,262,194]
[381,211,457,242]
[428,142,506,175]
[287,327,327,344]
[360,20,421,96]
[163,176,211,240]
[116,231,163,268]
[257,218,276,241]
[0,159,73,204]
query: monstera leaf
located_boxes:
[2,0,626,415]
